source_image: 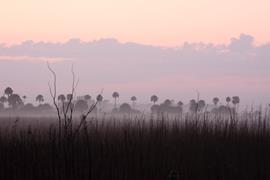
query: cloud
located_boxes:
[228,34,255,53]
[0,34,269,105]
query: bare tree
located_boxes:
[47,62,104,139]
[47,62,78,139]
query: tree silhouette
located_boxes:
[198,100,206,111]
[112,92,119,109]
[36,94,44,105]
[151,95,158,105]
[177,101,184,114]
[213,97,219,106]
[37,103,52,111]
[119,103,132,113]
[0,103,4,110]
[0,96,7,105]
[4,87,13,98]
[84,94,91,102]
[21,103,35,112]
[66,94,73,102]
[177,101,183,107]
[8,94,23,109]
[96,94,103,102]
[57,94,66,112]
[58,94,66,103]
[189,99,197,113]
[232,96,240,107]
[164,99,172,106]
[131,96,137,109]
[226,97,231,106]
[75,99,88,113]
[96,94,103,113]
[22,95,27,102]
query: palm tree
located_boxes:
[226,97,231,106]
[22,95,27,103]
[177,101,184,114]
[150,95,158,105]
[164,99,172,106]
[66,94,73,102]
[58,94,66,103]
[213,97,219,106]
[0,96,7,109]
[96,94,103,102]
[189,99,198,113]
[131,96,137,109]
[4,87,13,98]
[198,100,206,112]
[36,94,44,105]
[8,94,23,109]
[84,94,91,102]
[232,96,240,108]
[177,101,183,107]
[75,99,88,113]
[96,94,103,114]
[0,96,7,105]
[112,92,119,109]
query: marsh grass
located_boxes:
[0,112,269,180]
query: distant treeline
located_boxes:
[0,87,244,115]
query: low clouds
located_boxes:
[0,34,269,105]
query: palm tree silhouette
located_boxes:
[84,94,91,102]
[58,94,66,103]
[164,99,172,106]
[0,96,7,105]
[189,99,198,113]
[213,97,219,106]
[96,94,103,102]
[131,96,137,109]
[151,95,158,105]
[112,92,119,109]
[177,101,183,107]
[8,94,22,109]
[198,100,206,112]
[66,94,73,102]
[22,95,27,103]
[226,97,231,106]
[36,94,44,105]
[96,94,103,114]
[232,96,240,108]
[4,87,13,98]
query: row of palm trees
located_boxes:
[112,92,137,109]
[0,87,24,109]
[0,87,241,112]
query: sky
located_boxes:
[0,0,270,46]
[0,1,269,107]
[0,34,269,107]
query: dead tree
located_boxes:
[47,62,78,139]
[47,62,102,139]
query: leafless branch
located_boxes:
[47,61,62,138]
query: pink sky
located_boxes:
[1,0,270,46]
[0,1,269,106]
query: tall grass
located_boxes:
[0,112,270,180]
